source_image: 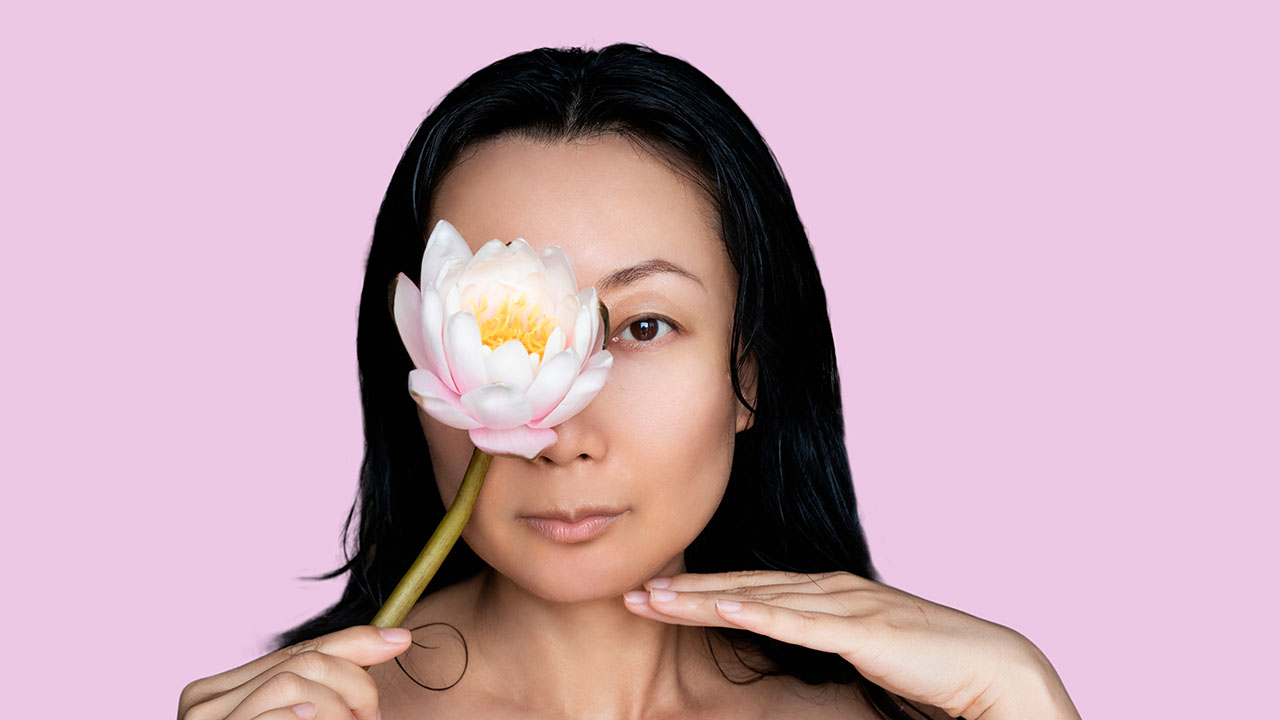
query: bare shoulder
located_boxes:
[367,575,489,717]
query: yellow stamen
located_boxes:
[469,292,559,358]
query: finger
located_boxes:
[644,570,852,593]
[621,590,720,627]
[633,587,870,656]
[669,578,869,601]
[642,586,864,624]
[711,600,864,657]
[710,589,865,616]
[223,672,355,720]
[200,650,381,720]
[250,704,318,720]
[185,626,412,701]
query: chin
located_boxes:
[472,533,676,604]
[512,549,651,603]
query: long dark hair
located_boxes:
[274,42,933,720]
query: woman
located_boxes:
[178,43,1080,720]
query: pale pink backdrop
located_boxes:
[2,1,1275,717]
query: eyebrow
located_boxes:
[594,258,705,294]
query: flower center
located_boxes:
[470,292,558,358]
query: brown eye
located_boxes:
[616,317,673,344]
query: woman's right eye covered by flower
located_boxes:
[391,218,614,460]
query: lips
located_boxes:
[524,505,626,523]
[521,507,628,543]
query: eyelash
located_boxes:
[609,315,677,349]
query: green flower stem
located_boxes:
[370,446,492,630]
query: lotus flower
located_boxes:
[392,219,614,459]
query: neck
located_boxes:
[464,563,724,720]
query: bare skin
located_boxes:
[370,569,887,720]
[376,134,898,719]
[177,133,1012,720]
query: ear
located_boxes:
[734,347,758,433]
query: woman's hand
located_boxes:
[622,570,1080,720]
[177,625,412,720]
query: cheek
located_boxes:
[611,347,739,454]
[417,406,473,506]
[607,346,739,514]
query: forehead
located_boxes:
[427,134,727,291]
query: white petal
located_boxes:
[484,338,535,391]
[525,349,579,419]
[460,382,533,430]
[511,273,557,312]
[433,256,466,293]
[578,286,602,356]
[421,220,473,295]
[458,282,486,317]
[469,238,510,267]
[531,350,614,428]
[468,425,559,460]
[492,240,543,286]
[444,282,462,319]
[408,369,482,429]
[579,348,614,374]
[540,246,579,295]
[443,312,488,394]
[553,294,580,337]
[420,286,457,394]
[544,325,567,358]
[571,296,594,363]
[391,273,431,372]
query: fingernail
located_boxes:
[716,599,743,613]
[650,588,678,602]
[623,590,649,604]
[291,703,316,719]
[380,628,411,643]
[645,577,671,589]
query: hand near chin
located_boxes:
[622,570,1081,720]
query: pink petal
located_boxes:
[525,349,579,419]
[408,369,482,430]
[468,425,559,460]
[420,286,457,394]
[484,338,535,391]
[421,220,473,296]
[460,382,533,429]
[530,350,614,429]
[443,312,488,394]
[391,274,431,371]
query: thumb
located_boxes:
[297,625,413,668]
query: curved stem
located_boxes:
[369,447,492,629]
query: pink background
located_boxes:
[3,1,1276,717]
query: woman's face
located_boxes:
[421,133,755,603]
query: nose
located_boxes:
[532,405,607,466]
